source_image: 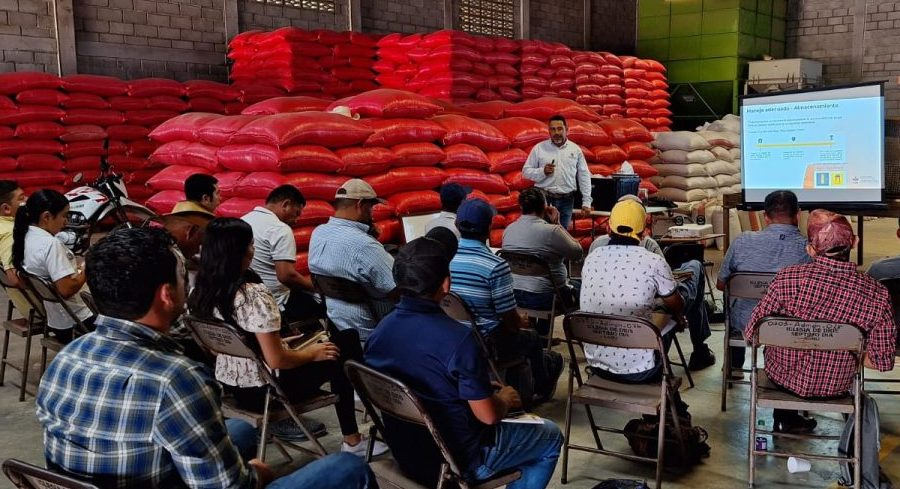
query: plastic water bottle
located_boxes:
[755,419,772,451]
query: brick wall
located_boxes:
[529,0,584,48]
[238,0,348,32]
[73,0,227,80]
[590,0,636,54]
[0,0,58,73]
[361,0,442,34]
[786,0,900,115]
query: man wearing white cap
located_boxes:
[308,179,395,341]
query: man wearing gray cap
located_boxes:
[366,237,562,489]
[308,179,395,342]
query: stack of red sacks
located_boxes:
[570,51,627,119]
[519,40,572,100]
[228,28,379,100]
[143,89,658,255]
[621,56,672,132]
[374,30,522,104]
[0,72,235,202]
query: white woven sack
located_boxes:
[653,131,711,151]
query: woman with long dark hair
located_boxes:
[12,189,93,343]
[189,218,386,456]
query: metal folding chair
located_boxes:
[497,250,575,347]
[2,459,98,489]
[561,312,686,488]
[440,292,517,383]
[865,277,900,395]
[747,317,865,489]
[312,273,384,329]
[16,271,91,376]
[79,291,98,316]
[720,272,776,411]
[344,360,521,489]
[183,315,337,462]
[0,271,45,401]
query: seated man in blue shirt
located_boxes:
[36,227,376,489]
[365,236,563,489]
[717,190,810,373]
[450,198,564,405]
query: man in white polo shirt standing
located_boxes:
[522,115,593,230]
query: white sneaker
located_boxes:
[341,435,389,457]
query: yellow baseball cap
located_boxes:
[608,198,646,240]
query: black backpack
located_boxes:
[591,480,650,489]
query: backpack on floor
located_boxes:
[622,414,710,467]
[838,393,893,489]
[591,480,650,489]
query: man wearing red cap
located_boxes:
[745,209,896,433]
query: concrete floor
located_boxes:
[1,218,900,488]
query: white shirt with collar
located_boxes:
[424,211,460,238]
[241,206,296,307]
[22,226,91,329]
[522,139,593,207]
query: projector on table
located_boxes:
[667,224,713,238]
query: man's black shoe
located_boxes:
[687,344,716,371]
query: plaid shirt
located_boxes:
[746,256,897,398]
[35,315,257,489]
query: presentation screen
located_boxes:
[740,82,884,206]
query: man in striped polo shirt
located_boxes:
[449,198,564,406]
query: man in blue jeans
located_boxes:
[35,227,377,489]
[366,236,563,489]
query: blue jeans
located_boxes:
[514,281,580,337]
[469,419,563,489]
[225,420,378,489]
[545,194,574,231]
[675,260,711,348]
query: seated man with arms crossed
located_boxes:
[746,210,896,433]
[717,190,810,374]
[35,227,377,488]
[365,236,563,489]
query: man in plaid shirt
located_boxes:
[35,227,377,488]
[746,210,896,433]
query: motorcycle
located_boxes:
[58,146,156,254]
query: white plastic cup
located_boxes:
[787,457,811,473]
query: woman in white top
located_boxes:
[188,218,386,456]
[12,189,94,343]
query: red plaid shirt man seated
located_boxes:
[745,209,896,434]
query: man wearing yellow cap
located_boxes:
[579,198,708,385]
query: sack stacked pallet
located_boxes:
[570,51,617,115]
[228,27,378,99]
[697,114,742,194]
[374,30,522,104]
[621,56,672,132]
[649,131,719,203]
[0,72,232,203]
[519,40,573,101]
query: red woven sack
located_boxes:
[284,173,350,201]
[488,192,519,213]
[392,143,445,167]
[14,121,65,140]
[293,226,315,250]
[61,141,104,158]
[621,141,656,160]
[588,164,615,176]
[214,172,246,198]
[127,140,157,157]
[18,154,64,171]
[147,165,210,191]
[106,155,150,171]
[504,171,533,191]
[591,145,628,165]
[566,120,611,147]
[444,168,509,194]
[613,160,657,179]
[504,97,601,122]
[197,115,257,146]
[232,112,372,148]
[487,148,527,174]
[241,96,331,115]
[335,147,395,176]
[145,190,185,214]
[188,98,227,114]
[184,80,242,102]
[464,101,513,120]
[61,109,125,126]
[59,125,107,142]
[61,74,128,96]
[363,118,446,147]
[0,72,60,95]
[295,200,334,226]
[150,141,220,171]
[218,144,343,173]
[16,89,68,106]
[328,89,443,118]
[146,96,188,112]
[236,172,286,198]
[0,140,62,156]
[0,158,16,171]
[107,125,150,141]
[597,119,652,144]
[388,190,441,216]
[215,197,263,218]
[125,110,180,126]
[365,167,446,197]
[488,117,547,148]
[432,114,509,151]
[129,78,185,98]
[372,202,396,221]
[0,106,64,125]
[443,144,490,169]
[62,93,110,109]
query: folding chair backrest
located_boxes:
[565,312,664,352]
[0,270,45,316]
[80,291,98,316]
[727,272,776,300]
[312,274,371,305]
[439,292,474,326]
[754,317,865,353]
[0,270,16,289]
[183,315,259,360]
[497,250,553,279]
[2,459,98,489]
[663,242,704,269]
[18,271,84,330]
